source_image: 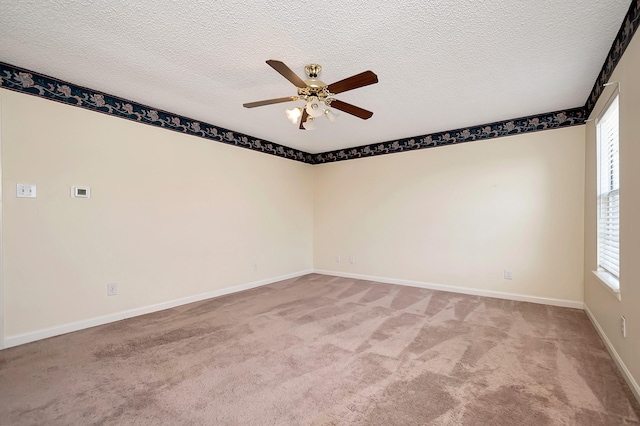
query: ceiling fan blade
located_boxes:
[330,99,374,120]
[327,70,378,95]
[299,108,309,130]
[266,60,308,88]
[243,96,297,108]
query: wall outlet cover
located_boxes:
[107,283,118,296]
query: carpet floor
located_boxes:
[0,274,638,425]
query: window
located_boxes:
[595,94,620,294]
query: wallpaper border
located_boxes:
[0,61,587,165]
[312,108,585,164]
[0,62,315,164]
[584,0,640,117]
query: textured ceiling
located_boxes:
[0,0,632,154]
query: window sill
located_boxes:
[592,270,621,301]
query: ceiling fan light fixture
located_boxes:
[302,116,316,130]
[306,97,325,118]
[285,107,302,124]
[324,109,339,122]
[244,60,378,130]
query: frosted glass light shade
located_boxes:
[305,97,324,118]
[302,117,316,130]
[324,109,339,122]
[285,107,302,124]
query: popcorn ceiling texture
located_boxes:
[0,0,633,153]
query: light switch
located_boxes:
[17,183,36,198]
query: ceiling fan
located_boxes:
[243,60,378,130]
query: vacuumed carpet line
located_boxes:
[0,273,638,425]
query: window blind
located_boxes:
[597,95,620,278]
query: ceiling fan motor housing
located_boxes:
[301,64,331,103]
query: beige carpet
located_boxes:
[0,274,638,425]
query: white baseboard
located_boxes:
[313,269,584,309]
[1,269,585,349]
[3,269,313,349]
[584,304,640,403]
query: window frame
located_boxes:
[593,90,621,300]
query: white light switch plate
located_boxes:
[17,183,36,198]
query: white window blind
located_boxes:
[596,95,620,278]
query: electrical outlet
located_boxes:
[349,256,356,264]
[253,263,258,271]
[621,316,626,338]
[335,255,341,263]
[107,283,118,296]
[504,269,513,280]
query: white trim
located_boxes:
[313,269,584,309]
[584,304,640,403]
[3,269,313,349]
[591,270,621,301]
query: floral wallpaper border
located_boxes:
[0,62,315,164]
[311,108,586,164]
[0,61,588,165]
[585,0,639,116]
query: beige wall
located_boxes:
[584,33,640,391]
[0,87,589,346]
[314,126,585,304]
[0,89,313,337]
